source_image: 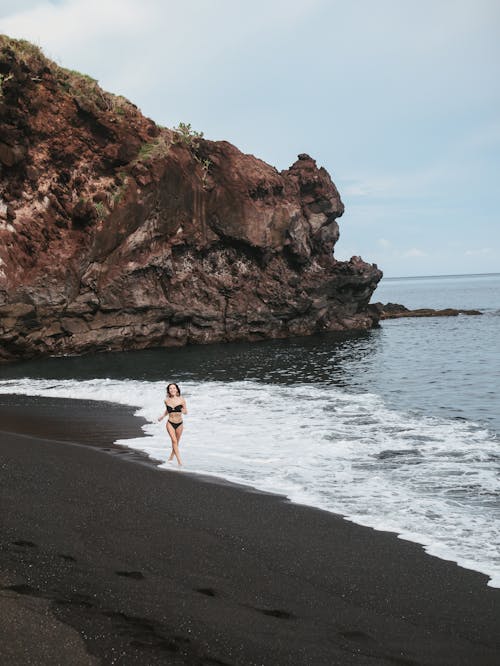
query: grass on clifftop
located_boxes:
[0,34,138,119]
[0,35,44,67]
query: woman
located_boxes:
[158,383,188,466]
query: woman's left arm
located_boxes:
[182,399,188,415]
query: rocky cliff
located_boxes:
[0,36,382,362]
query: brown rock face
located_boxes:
[0,36,382,362]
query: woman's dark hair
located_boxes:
[166,383,181,396]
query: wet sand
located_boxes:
[1,395,499,665]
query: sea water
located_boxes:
[1,273,499,586]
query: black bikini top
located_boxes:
[167,404,183,413]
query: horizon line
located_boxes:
[382,271,500,280]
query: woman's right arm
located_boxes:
[158,401,167,421]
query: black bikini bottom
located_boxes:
[168,421,183,430]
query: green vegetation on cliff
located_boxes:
[0,34,137,119]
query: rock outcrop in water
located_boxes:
[370,303,482,319]
[0,36,382,362]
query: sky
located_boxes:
[1,0,499,277]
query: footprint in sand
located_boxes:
[12,540,37,548]
[58,553,77,562]
[195,587,217,597]
[115,570,145,580]
[258,608,296,619]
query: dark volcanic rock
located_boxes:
[370,303,482,319]
[0,36,382,362]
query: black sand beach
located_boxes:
[1,396,499,665]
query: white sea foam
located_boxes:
[1,377,499,587]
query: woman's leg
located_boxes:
[166,422,177,462]
[175,423,184,445]
[166,422,183,466]
[167,424,183,461]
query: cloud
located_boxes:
[343,182,373,197]
[340,129,497,203]
[464,248,492,256]
[372,243,428,259]
[0,0,45,18]
[403,248,427,258]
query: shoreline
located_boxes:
[1,396,500,664]
[2,392,499,589]
[0,393,162,469]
